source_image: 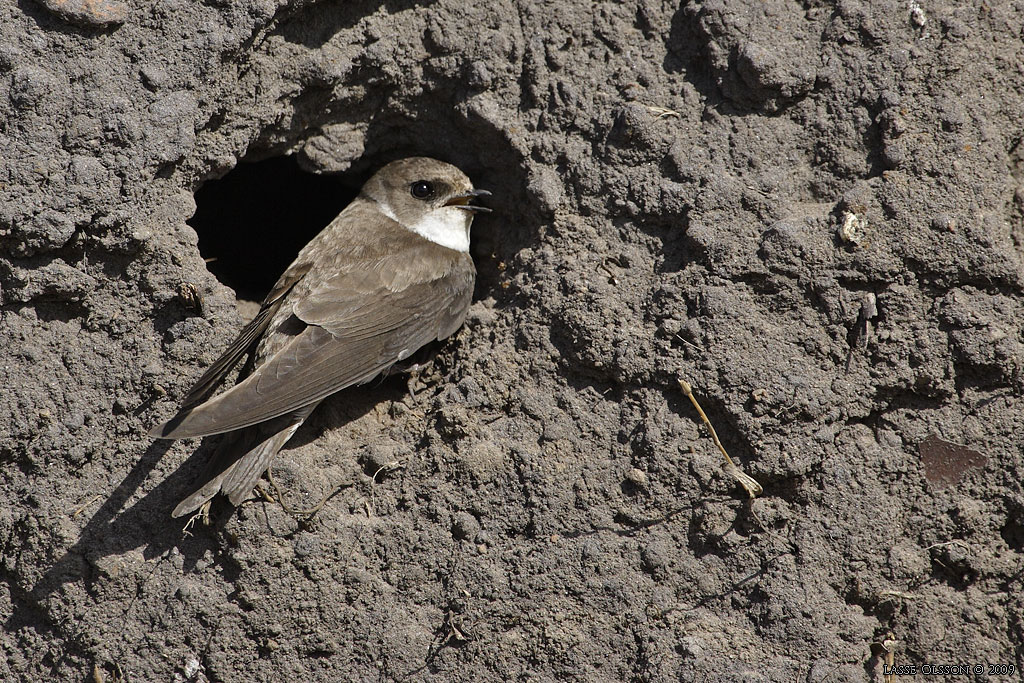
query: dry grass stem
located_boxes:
[679,378,763,498]
[267,466,351,517]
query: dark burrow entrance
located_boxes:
[189,155,360,302]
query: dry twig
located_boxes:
[267,466,351,518]
[679,378,763,498]
[70,494,103,518]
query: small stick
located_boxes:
[645,104,681,120]
[267,467,350,518]
[877,590,920,601]
[679,379,763,498]
[882,636,897,683]
[372,461,404,484]
[926,539,971,552]
[70,494,103,518]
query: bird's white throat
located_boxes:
[379,204,472,253]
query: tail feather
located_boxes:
[171,403,318,517]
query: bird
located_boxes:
[150,157,490,517]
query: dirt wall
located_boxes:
[2,0,1023,680]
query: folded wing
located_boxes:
[151,251,473,439]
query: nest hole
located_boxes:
[189,155,359,302]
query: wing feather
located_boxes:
[151,256,473,439]
[176,267,309,408]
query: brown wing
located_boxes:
[177,264,311,408]
[151,253,474,439]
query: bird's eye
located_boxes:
[410,180,434,199]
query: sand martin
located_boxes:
[151,157,490,517]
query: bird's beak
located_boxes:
[445,189,492,213]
